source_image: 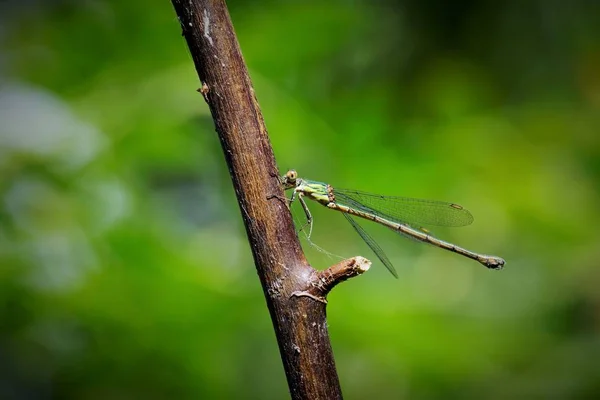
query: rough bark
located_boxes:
[170,1,367,398]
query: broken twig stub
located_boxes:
[291,257,371,303]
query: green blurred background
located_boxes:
[1,0,600,398]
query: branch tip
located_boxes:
[352,256,372,273]
[290,256,371,303]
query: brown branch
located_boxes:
[292,257,372,304]
[170,1,368,398]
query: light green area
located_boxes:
[1,1,600,398]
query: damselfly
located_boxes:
[281,170,505,277]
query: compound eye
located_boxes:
[286,170,297,180]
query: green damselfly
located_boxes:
[281,170,505,277]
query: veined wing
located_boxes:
[334,188,474,228]
[343,214,398,278]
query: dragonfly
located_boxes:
[280,170,505,277]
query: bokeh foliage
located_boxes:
[1,0,600,398]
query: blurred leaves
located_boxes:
[1,0,600,399]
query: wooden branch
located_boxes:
[170,1,368,398]
[292,257,372,304]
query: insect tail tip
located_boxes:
[482,256,505,270]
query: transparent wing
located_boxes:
[335,189,474,228]
[343,214,398,278]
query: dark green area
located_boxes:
[1,1,599,398]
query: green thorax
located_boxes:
[297,179,331,205]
